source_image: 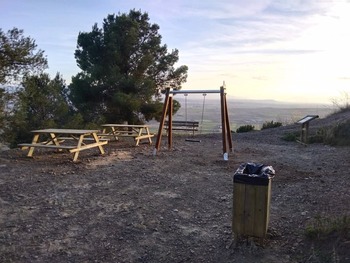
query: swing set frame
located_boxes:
[153,85,233,160]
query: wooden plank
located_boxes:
[233,183,246,237]
[117,134,139,137]
[266,182,272,227]
[165,120,199,125]
[172,120,199,124]
[31,129,100,134]
[54,137,109,141]
[232,182,271,238]
[170,127,199,131]
[171,124,199,127]
[68,141,108,153]
[135,134,154,140]
[18,143,75,150]
[79,138,109,141]
[254,185,268,237]
[243,184,256,236]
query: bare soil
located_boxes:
[0,111,349,263]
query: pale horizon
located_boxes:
[1,0,349,104]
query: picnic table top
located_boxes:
[30,129,100,134]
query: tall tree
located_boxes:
[5,73,82,146]
[0,28,47,84]
[0,28,48,140]
[69,10,188,124]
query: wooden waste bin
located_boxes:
[232,163,274,239]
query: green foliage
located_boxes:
[261,120,282,130]
[4,73,82,146]
[281,132,299,142]
[305,215,350,240]
[0,28,48,134]
[282,119,350,146]
[140,101,164,122]
[69,10,188,124]
[303,215,350,262]
[325,120,350,146]
[236,125,255,133]
[305,120,350,146]
[0,88,6,132]
[308,128,328,144]
[0,28,47,84]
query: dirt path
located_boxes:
[0,125,349,262]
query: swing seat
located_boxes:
[185,138,201,143]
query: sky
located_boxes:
[1,0,350,104]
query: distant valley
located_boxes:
[148,96,334,133]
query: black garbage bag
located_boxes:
[234,162,275,186]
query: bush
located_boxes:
[331,91,350,113]
[281,132,299,142]
[325,120,350,146]
[308,128,328,144]
[236,125,255,133]
[305,121,350,146]
[303,215,350,262]
[305,215,350,240]
[261,120,282,130]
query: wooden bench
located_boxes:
[18,143,75,150]
[164,121,199,135]
[56,137,110,142]
[18,141,108,152]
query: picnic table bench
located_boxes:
[100,124,154,146]
[18,129,108,162]
[164,120,199,135]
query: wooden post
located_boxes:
[220,86,228,160]
[168,96,173,149]
[301,122,309,144]
[154,88,171,155]
[224,90,233,153]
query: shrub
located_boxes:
[281,132,299,142]
[308,134,325,144]
[331,91,350,113]
[303,215,350,262]
[306,121,350,146]
[261,120,282,130]
[308,128,328,144]
[236,125,255,133]
[305,215,350,240]
[325,120,350,146]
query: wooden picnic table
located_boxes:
[18,129,108,162]
[100,124,154,146]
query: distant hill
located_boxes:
[173,94,332,109]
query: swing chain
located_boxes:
[184,93,188,123]
[200,93,207,134]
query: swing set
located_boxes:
[153,84,233,160]
[163,92,205,139]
